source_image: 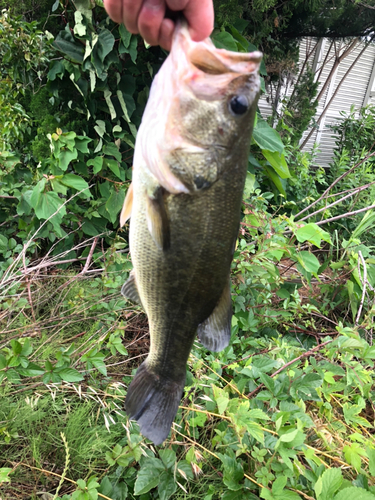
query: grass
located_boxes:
[1,232,375,500]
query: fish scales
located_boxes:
[120,21,262,445]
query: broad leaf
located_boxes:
[211,31,238,51]
[253,119,284,153]
[296,251,320,274]
[134,463,161,495]
[33,191,66,222]
[334,488,375,500]
[61,174,90,195]
[262,149,290,178]
[158,471,177,500]
[53,28,84,63]
[57,368,84,382]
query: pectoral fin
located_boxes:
[146,188,170,251]
[197,281,232,352]
[121,270,142,305]
[120,182,134,227]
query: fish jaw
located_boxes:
[134,22,262,195]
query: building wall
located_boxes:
[258,38,375,167]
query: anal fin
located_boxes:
[146,187,170,251]
[121,270,141,305]
[197,281,232,352]
[126,361,185,445]
[120,182,133,227]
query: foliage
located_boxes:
[0,2,291,275]
[276,66,319,146]
[2,187,375,498]
[3,2,375,500]
[329,105,375,160]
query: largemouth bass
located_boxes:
[120,22,261,445]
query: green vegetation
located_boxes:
[2,1,375,499]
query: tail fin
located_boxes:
[125,361,185,445]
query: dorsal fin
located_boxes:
[120,182,134,227]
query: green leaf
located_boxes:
[94,120,106,138]
[119,24,131,48]
[218,453,244,491]
[33,191,66,222]
[97,29,115,61]
[103,159,122,181]
[315,467,343,500]
[105,189,126,224]
[262,150,290,178]
[343,402,372,427]
[272,476,287,495]
[53,28,84,63]
[0,354,6,369]
[158,470,177,500]
[57,368,84,382]
[87,157,103,174]
[211,31,238,51]
[104,143,122,162]
[253,119,284,153]
[48,60,65,81]
[295,223,332,247]
[89,354,107,376]
[296,251,320,274]
[117,90,131,122]
[222,490,247,500]
[111,482,128,500]
[98,476,112,496]
[367,447,375,476]
[134,463,161,495]
[229,25,250,52]
[0,235,8,253]
[279,429,298,443]
[59,148,78,171]
[188,410,207,427]
[334,488,375,500]
[74,11,86,36]
[104,89,116,120]
[159,449,176,469]
[264,165,286,196]
[0,468,12,484]
[343,443,367,471]
[18,363,44,377]
[61,174,90,195]
[177,460,194,480]
[125,35,138,63]
[243,171,257,198]
[30,178,47,208]
[75,136,92,153]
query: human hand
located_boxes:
[104,0,214,51]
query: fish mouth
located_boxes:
[168,22,262,100]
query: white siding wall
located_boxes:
[259,38,375,167]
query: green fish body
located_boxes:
[120,22,261,445]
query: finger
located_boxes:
[159,18,174,51]
[104,0,143,33]
[165,0,189,9]
[183,0,214,42]
[103,0,124,24]
[138,0,166,46]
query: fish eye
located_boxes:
[229,95,249,116]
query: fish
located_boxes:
[119,21,261,445]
